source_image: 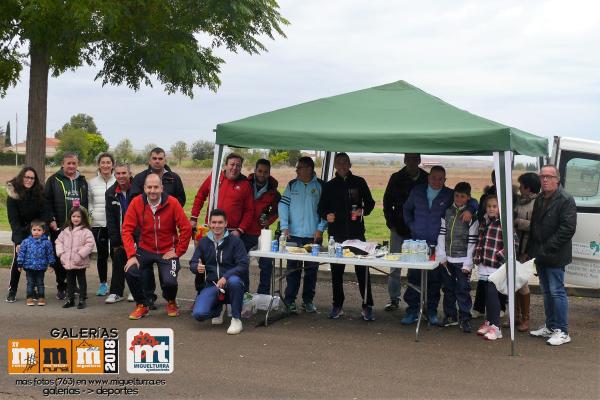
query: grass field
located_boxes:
[0,164,498,244]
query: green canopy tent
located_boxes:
[210,80,549,355]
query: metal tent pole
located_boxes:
[208,144,225,213]
[493,151,517,356]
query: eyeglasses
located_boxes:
[23,176,35,181]
[539,175,558,180]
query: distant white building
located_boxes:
[5,137,60,156]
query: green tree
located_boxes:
[86,133,109,163]
[143,143,159,158]
[55,113,99,138]
[114,139,134,163]
[57,128,90,161]
[269,149,301,166]
[190,140,214,160]
[5,121,11,146]
[171,141,188,166]
[0,1,287,180]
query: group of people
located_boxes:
[5,149,577,344]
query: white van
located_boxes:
[551,136,600,289]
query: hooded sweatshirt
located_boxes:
[44,168,88,227]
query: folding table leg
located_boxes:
[264,258,276,327]
[415,269,428,341]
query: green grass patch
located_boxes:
[0,252,13,267]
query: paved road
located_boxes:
[1,261,599,399]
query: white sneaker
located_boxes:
[484,324,503,340]
[546,329,571,346]
[212,305,226,325]
[127,293,134,302]
[530,324,553,338]
[499,310,506,318]
[105,294,123,304]
[227,318,243,335]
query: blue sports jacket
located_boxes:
[279,174,327,238]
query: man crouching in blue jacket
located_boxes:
[190,209,249,335]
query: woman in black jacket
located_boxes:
[6,166,45,302]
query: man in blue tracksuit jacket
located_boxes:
[402,166,477,325]
[190,209,248,335]
[278,156,327,314]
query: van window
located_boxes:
[563,156,600,211]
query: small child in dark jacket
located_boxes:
[435,182,479,332]
[190,209,249,335]
[17,220,55,306]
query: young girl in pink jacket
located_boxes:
[56,207,95,309]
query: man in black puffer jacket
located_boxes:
[527,165,577,346]
[382,153,428,310]
[44,152,88,300]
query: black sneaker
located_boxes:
[6,292,16,303]
[460,320,472,333]
[384,300,399,311]
[147,299,158,310]
[56,290,67,300]
[63,299,75,308]
[77,300,86,309]
[440,316,459,327]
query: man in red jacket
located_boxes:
[191,153,253,234]
[245,159,280,294]
[123,174,192,319]
[190,153,254,291]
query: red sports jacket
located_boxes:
[190,172,254,234]
[122,193,192,258]
[245,174,280,236]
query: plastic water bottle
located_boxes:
[328,236,335,257]
[409,240,417,263]
[278,232,286,253]
[418,241,427,262]
[401,241,409,262]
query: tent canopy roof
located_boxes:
[216,81,548,156]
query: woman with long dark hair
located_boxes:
[6,166,45,302]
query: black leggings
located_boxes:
[92,227,111,283]
[7,245,21,295]
[66,269,87,301]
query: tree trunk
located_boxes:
[25,41,50,181]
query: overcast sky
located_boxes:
[1,0,599,150]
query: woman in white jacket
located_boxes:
[88,152,116,296]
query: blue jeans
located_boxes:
[441,262,472,321]
[25,269,45,298]
[192,275,245,320]
[284,236,318,305]
[387,231,405,302]
[241,234,273,294]
[536,265,569,333]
